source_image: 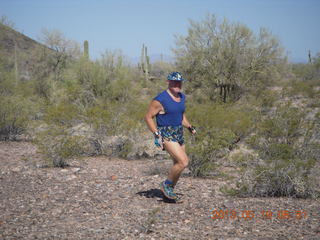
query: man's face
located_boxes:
[168,80,182,94]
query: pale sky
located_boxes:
[1,0,320,62]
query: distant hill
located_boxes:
[0,23,53,81]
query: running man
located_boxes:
[144,72,196,200]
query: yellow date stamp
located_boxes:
[211,209,307,220]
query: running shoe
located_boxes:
[160,181,177,200]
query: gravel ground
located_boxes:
[0,141,319,239]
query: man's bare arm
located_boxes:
[144,100,163,133]
[182,112,192,128]
[182,112,196,134]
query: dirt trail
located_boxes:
[0,141,319,239]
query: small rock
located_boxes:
[71,168,81,173]
[12,167,22,172]
[223,201,235,208]
[66,175,77,181]
[111,175,117,181]
[119,194,126,198]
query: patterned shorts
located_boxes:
[157,125,184,145]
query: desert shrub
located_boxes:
[288,54,320,100]
[34,126,86,167]
[117,100,149,134]
[0,95,37,140]
[118,138,134,159]
[292,56,320,81]
[85,103,116,136]
[107,78,133,102]
[235,104,320,198]
[188,128,237,177]
[284,79,318,99]
[43,102,83,127]
[291,63,315,81]
[253,88,279,109]
[30,75,54,101]
[0,70,16,96]
[187,103,254,138]
[85,98,147,138]
[186,103,255,177]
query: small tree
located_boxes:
[40,28,80,81]
[173,14,287,102]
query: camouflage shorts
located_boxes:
[157,125,184,145]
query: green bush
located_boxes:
[236,104,320,198]
[117,100,149,134]
[0,71,16,96]
[85,103,115,136]
[188,128,237,177]
[291,60,320,81]
[186,103,254,177]
[34,126,86,167]
[44,102,82,127]
[284,79,318,98]
[187,103,254,138]
[0,95,37,140]
[118,138,134,159]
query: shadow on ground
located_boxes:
[136,188,184,204]
[136,188,163,199]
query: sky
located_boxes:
[1,0,320,63]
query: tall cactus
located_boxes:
[140,43,150,81]
[84,40,89,60]
[308,50,312,63]
[140,44,145,71]
[14,39,18,82]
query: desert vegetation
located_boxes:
[0,14,319,199]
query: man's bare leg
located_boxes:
[164,140,189,186]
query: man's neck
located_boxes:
[167,89,180,98]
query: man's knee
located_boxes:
[178,157,189,169]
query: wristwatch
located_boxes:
[153,131,160,138]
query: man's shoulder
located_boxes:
[154,90,168,100]
[159,90,168,96]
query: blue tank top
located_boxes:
[153,90,186,127]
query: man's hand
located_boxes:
[154,137,162,148]
[153,131,162,149]
[188,125,197,135]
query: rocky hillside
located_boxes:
[0,23,53,80]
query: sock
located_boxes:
[164,179,173,186]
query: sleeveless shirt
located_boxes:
[153,90,186,127]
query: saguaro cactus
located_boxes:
[84,40,89,60]
[140,43,150,81]
[14,40,19,82]
[308,50,312,63]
